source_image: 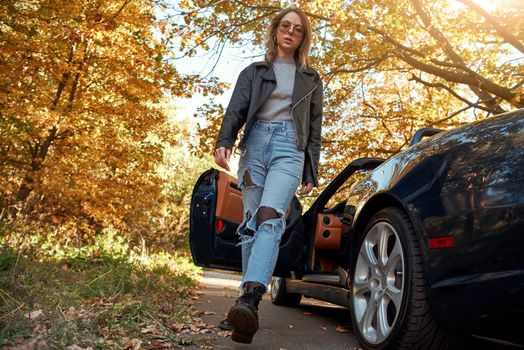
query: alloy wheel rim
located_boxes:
[352,221,405,344]
[271,277,281,300]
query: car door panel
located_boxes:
[190,169,242,271]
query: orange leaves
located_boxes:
[0,0,222,246]
[4,0,521,244]
[179,0,194,10]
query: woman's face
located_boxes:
[275,11,304,55]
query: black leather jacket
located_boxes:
[216,61,323,186]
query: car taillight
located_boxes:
[216,219,224,233]
[429,236,455,249]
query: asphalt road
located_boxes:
[189,270,523,350]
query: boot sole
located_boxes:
[227,303,259,344]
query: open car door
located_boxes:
[189,168,305,276]
[301,158,385,275]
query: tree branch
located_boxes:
[432,104,483,125]
[457,0,524,54]
[230,1,331,21]
[400,50,524,109]
[411,0,506,113]
[363,25,427,58]
[230,1,281,12]
[326,54,389,76]
[429,59,480,76]
[112,0,132,20]
[51,45,74,110]
[171,12,273,60]
[510,78,524,91]
[408,73,493,112]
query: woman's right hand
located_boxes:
[214,147,231,171]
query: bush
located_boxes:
[0,225,201,349]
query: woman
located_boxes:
[214,7,323,344]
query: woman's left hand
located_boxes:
[297,182,314,196]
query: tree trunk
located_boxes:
[12,126,57,215]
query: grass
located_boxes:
[0,226,202,349]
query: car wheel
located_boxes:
[350,207,459,349]
[270,276,302,306]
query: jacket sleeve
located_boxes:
[215,66,252,150]
[302,77,323,187]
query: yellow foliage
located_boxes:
[186,0,524,185]
[0,0,221,247]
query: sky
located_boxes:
[170,39,265,171]
[173,40,263,120]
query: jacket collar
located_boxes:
[256,60,318,105]
[256,60,317,81]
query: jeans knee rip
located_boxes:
[236,206,286,247]
[236,210,255,246]
[238,168,262,191]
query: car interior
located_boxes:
[210,168,370,278]
[308,170,368,276]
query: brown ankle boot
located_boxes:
[227,281,266,344]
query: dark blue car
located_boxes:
[190,109,524,349]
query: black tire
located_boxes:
[349,207,463,350]
[270,276,302,306]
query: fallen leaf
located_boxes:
[149,340,173,349]
[336,325,349,333]
[194,310,216,316]
[141,324,159,334]
[217,331,231,337]
[320,325,327,331]
[124,338,142,350]
[25,309,44,320]
[130,272,139,283]
[169,323,189,331]
[64,306,77,321]
[66,345,94,350]
[303,312,313,316]
[288,324,294,329]
[33,324,47,334]
[100,327,111,337]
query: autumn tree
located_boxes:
[0,0,223,240]
[177,0,524,184]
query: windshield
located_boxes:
[324,169,370,209]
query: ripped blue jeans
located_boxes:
[236,120,305,289]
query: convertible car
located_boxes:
[190,109,523,349]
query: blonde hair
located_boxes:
[264,7,312,70]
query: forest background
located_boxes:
[0,0,523,348]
